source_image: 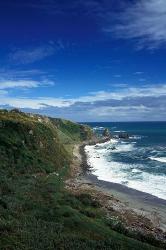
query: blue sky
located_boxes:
[0,0,166,121]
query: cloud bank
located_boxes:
[0,82,166,121]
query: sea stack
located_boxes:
[103,128,111,138]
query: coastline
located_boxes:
[84,173,166,231]
[66,138,166,243]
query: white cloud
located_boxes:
[8,44,57,64]
[0,69,45,78]
[0,80,54,90]
[89,105,151,117]
[0,97,72,109]
[87,104,164,121]
[0,80,39,89]
[77,84,166,102]
[0,83,166,111]
[8,1,166,50]
[106,0,166,49]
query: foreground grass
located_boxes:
[1,172,162,250]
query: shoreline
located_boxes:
[82,141,166,206]
[66,137,166,243]
[86,172,166,206]
[79,136,111,173]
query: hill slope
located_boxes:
[0,109,93,175]
[0,110,163,250]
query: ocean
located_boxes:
[84,122,166,200]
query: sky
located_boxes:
[0,0,166,121]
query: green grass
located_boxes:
[0,109,164,250]
[0,173,162,250]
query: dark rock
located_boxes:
[11,108,22,113]
[118,133,129,139]
[103,128,111,137]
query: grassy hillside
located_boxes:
[0,109,93,174]
[0,109,163,250]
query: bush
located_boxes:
[77,193,101,208]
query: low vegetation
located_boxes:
[0,109,164,249]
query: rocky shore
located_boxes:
[79,136,111,173]
[65,137,166,246]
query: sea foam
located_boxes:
[85,141,166,200]
[149,157,166,163]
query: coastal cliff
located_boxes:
[0,110,165,250]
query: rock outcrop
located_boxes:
[118,132,129,139]
[103,128,111,138]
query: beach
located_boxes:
[65,140,166,243]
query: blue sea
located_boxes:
[84,122,166,200]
